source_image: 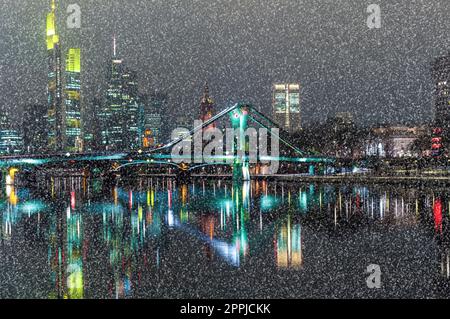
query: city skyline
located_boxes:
[0,0,449,129]
[2,2,450,303]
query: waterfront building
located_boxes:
[431,53,450,156]
[364,126,427,158]
[64,48,82,152]
[272,83,301,133]
[46,0,64,151]
[0,111,23,155]
[22,104,47,154]
[100,39,140,151]
[140,94,163,149]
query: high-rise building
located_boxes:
[272,83,301,133]
[64,48,82,152]
[139,94,163,149]
[0,111,23,155]
[122,69,140,150]
[431,53,450,156]
[139,95,162,149]
[22,104,47,154]
[46,0,64,152]
[151,92,169,141]
[84,98,102,152]
[100,38,141,151]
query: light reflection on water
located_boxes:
[1,177,450,298]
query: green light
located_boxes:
[261,195,278,211]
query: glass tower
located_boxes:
[101,39,141,151]
[65,48,82,152]
[272,84,301,133]
[431,53,450,156]
[0,111,23,155]
[46,0,64,152]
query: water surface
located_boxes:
[0,178,449,298]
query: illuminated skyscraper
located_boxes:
[84,98,102,152]
[140,94,163,149]
[272,84,301,133]
[0,111,23,155]
[65,48,82,152]
[100,37,140,151]
[22,104,47,154]
[100,55,124,150]
[431,53,450,156]
[46,0,64,151]
[122,69,140,150]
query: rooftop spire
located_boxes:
[113,34,117,57]
[203,81,209,99]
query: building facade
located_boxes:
[46,0,64,152]
[431,53,450,156]
[364,126,427,158]
[0,111,23,155]
[139,94,163,149]
[99,46,141,152]
[272,83,301,133]
[200,83,215,131]
[22,104,47,154]
[64,48,82,152]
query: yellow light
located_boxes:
[66,48,81,73]
[46,1,59,50]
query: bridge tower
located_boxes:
[230,105,250,181]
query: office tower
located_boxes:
[0,111,23,155]
[431,53,450,156]
[83,98,102,152]
[22,104,47,154]
[65,48,82,152]
[46,0,64,151]
[122,69,140,150]
[102,51,124,151]
[272,83,301,133]
[199,82,215,130]
[139,94,162,149]
[151,92,169,141]
[100,38,140,151]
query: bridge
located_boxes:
[0,103,335,182]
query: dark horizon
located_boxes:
[0,0,449,128]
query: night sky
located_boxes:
[0,0,449,128]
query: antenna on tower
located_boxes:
[113,34,117,57]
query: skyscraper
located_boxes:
[22,104,47,154]
[46,0,64,151]
[272,83,301,133]
[100,56,124,150]
[122,69,140,150]
[431,53,450,156]
[100,38,141,151]
[84,98,102,152]
[433,53,450,124]
[0,110,23,155]
[139,94,163,149]
[64,48,82,152]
